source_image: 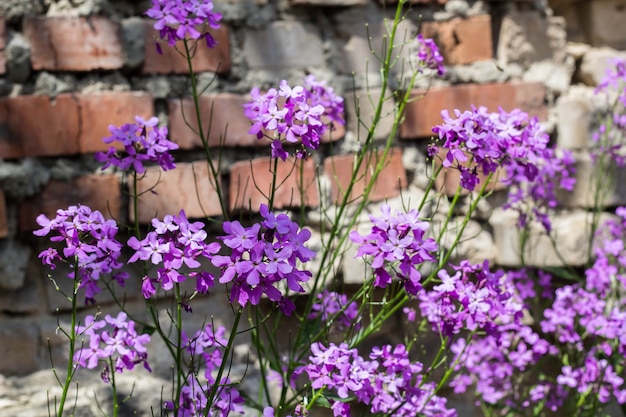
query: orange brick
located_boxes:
[24,16,124,71]
[324,148,407,205]
[421,15,493,65]
[399,82,547,139]
[0,95,81,159]
[168,94,256,149]
[143,21,230,74]
[0,189,7,238]
[230,157,318,211]
[20,175,121,231]
[131,161,223,223]
[77,92,155,153]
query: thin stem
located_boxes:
[109,358,119,417]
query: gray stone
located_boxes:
[0,158,50,199]
[77,72,131,93]
[490,208,609,267]
[6,33,31,84]
[345,87,395,142]
[34,72,75,97]
[444,0,470,17]
[436,218,496,265]
[0,255,47,314]
[0,0,43,23]
[0,240,30,290]
[579,47,626,87]
[449,60,509,84]
[584,0,626,50]
[555,88,594,150]
[522,58,575,94]
[243,22,325,70]
[121,18,146,70]
[0,320,40,375]
[46,0,110,16]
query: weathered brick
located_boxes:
[421,15,493,65]
[131,161,223,223]
[20,174,121,231]
[0,16,6,75]
[168,94,254,149]
[243,22,324,70]
[0,95,80,159]
[230,157,318,211]
[324,148,407,204]
[142,21,230,74]
[0,189,7,239]
[433,150,507,197]
[399,82,547,139]
[77,92,155,153]
[24,16,124,71]
[0,320,40,375]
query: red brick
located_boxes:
[399,82,547,139]
[20,175,121,231]
[0,95,81,159]
[421,15,493,65]
[131,161,223,223]
[77,92,155,153]
[324,148,407,205]
[433,150,507,197]
[24,16,123,71]
[143,21,230,74]
[0,17,6,75]
[0,189,8,238]
[168,94,256,149]
[230,157,318,211]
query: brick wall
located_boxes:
[0,0,623,378]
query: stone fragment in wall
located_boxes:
[496,9,567,70]
[121,18,146,70]
[446,60,509,84]
[46,0,110,16]
[0,320,40,375]
[579,47,626,87]
[433,217,496,265]
[582,0,626,50]
[0,240,30,290]
[345,87,395,142]
[489,208,613,267]
[5,33,31,83]
[555,86,595,150]
[556,151,626,209]
[0,254,47,314]
[522,58,575,94]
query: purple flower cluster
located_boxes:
[145,0,222,50]
[127,210,219,298]
[431,106,575,230]
[74,313,151,381]
[34,205,128,304]
[415,34,445,76]
[94,116,178,174]
[593,59,626,167]
[349,204,438,295]
[308,290,361,332]
[243,75,344,160]
[211,204,315,315]
[165,324,244,416]
[418,261,524,337]
[305,342,456,417]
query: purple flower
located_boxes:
[211,204,314,315]
[416,34,445,76]
[308,290,361,332]
[145,0,222,49]
[94,116,178,174]
[243,76,344,160]
[34,205,128,305]
[74,313,151,381]
[349,204,437,295]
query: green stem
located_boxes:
[109,358,119,417]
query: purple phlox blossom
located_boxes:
[211,204,314,315]
[308,290,361,332]
[305,342,457,417]
[349,204,437,296]
[73,313,151,381]
[243,75,344,160]
[94,116,178,173]
[415,34,445,76]
[145,0,222,50]
[34,205,128,305]
[127,210,219,298]
[419,261,524,337]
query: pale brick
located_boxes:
[131,161,224,223]
[24,16,124,71]
[579,47,626,87]
[345,88,395,142]
[490,208,606,267]
[556,152,626,208]
[229,157,318,211]
[243,22,324,70]
[584,0,626,50]
[555,89,594,150]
